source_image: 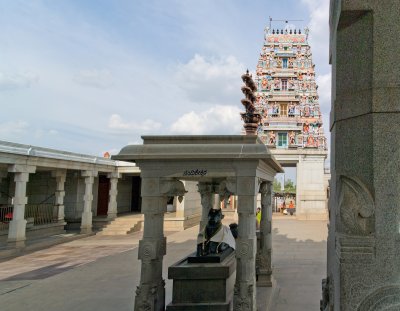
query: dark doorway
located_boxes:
[131,176,141,212]
[97,175,110,216]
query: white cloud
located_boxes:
[108,114,161,132]
[170,105,242,135]
[316,73,331,111]
[34,128,59,139]
[0,120,29,138]
[0,72,39,91]
[175,54,245,104]
[301,0,330,67]
[74,69,114,89]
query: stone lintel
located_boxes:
[81,170,98,178]
[51,169,67,178]
[107,171,121,179]
[8,164,36,174]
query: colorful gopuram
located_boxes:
[254,27,327,150]
[252,26,329,220]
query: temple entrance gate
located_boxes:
[253,26,329,219]
[271,149,328,219]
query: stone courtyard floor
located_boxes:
[0,218,327,310]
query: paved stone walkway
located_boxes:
[272,219,327,310]
[0,219,327,310]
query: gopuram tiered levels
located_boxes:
[254,26,329,220]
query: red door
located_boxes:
[97,175,110,216]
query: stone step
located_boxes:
[96,217,143,235]
[97,230,130,235]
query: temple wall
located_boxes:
[116,176,133,214]
[174,181,201,218]
[64,171,84,220]
[296,155,327,220]
[26,171,56,204]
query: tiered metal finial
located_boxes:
[240,70,261,135]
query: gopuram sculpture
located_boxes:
[256,28,327,149]
[197,208,236,257]
[251,25,329,220]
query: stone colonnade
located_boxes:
[1,165,123,245]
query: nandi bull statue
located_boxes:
[197,208,238,256]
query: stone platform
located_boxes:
[166,250,236,311]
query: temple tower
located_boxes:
[254,26,329,219]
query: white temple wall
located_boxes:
[296,155,327,219]
[174,180,201,217]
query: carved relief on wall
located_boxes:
[337,176,375,235]
[233,283,253,311]
[357,285,400,311]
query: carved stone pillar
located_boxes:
[326,1,400,310]
[107,172,120,220]
[257,181,273,286]
[197,182,215,231]
[52,170,67,222]
[218,178,235,210]
[135,178,186,311]
[80,170,97,234]
[7,164,36,245]
[233,176,258,311]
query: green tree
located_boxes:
[284,179,296,193]
[273,179,281,192]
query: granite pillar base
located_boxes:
[166,251,236,311]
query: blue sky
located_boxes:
[0,0,330,170]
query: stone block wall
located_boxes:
[26,171,56,204]
[116,175,133,214]
[296,156,327,219]
[64,171,84,220]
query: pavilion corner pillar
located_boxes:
[80,170,97,234]
[52,170,67,222]
[135,177,186,311]
[257,181,273,287]
[233,176,259,311]
[197,182,215,231]
[107,172,120,220]
[7,164,36,245]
